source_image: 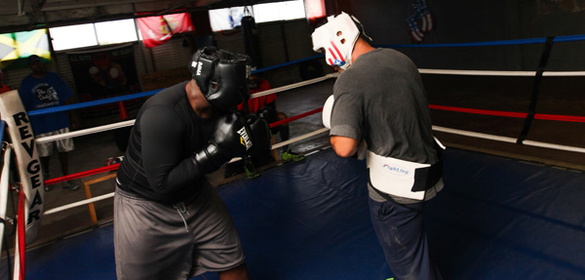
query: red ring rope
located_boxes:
[269,108,323,128]
[43,103,583,187]
[429,104,585,123]
[44,108,327,186]
[44,163,120,186]
[17,184,25,280]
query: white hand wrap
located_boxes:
[322,95,335,129]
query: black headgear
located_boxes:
[189,46,252,112]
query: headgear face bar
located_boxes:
[311,12,368,70]
[189,46,252,112]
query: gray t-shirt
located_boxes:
[330,48,443,203]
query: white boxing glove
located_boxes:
[322,95,335,129]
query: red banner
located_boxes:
[137,13,195,48]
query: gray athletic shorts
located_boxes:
[114,183,245,280]
[36,128,74,157]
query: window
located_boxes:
[253,1,306,23]
[95,19,138,45]
[208,0,307,32]
[50,19,138,51]
[209,7,246,31]
[50,24,98,51]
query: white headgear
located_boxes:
[311,12,363,70]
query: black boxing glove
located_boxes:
[258,103,277,121]
[192,112,252,174]
[245,114,272,157]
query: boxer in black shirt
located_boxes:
[115,47,271,280]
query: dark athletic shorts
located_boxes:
[114,182,245,280]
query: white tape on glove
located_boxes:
[322,95,334,129]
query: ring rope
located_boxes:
[27,90,162,117]
[20,51,584,216]
[418,69,585,76]
[43,193,115,216]
[39,102,585,216]
[0,121,4,144]
[16,183,26,279]
[41,106,327,187]
[429,105,585,123]
[45,163,119,186]
[36,119,135,144]
[272,127,329,150]
[23,32,585,117]
[269,107,323,128]
[26,68,339,118]
[42,121,585,216]
[36,99,585,146]
[432,126,585,154]
[42,109,331,215]
[252,54,325,74]
[5,34,584,265]
[44,129,335,216]
[0,144,12,254]
[35,75,339,144]
[379,33,585,48]
[42,118,585,216]
[40,98,585,189]
[251,73,339,98]
[26,67,584,125]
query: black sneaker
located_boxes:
[63,181,80,191]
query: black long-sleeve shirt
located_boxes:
[117,81,217,204]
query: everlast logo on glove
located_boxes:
[237,127,253,150]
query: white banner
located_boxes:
[0,90,44,244]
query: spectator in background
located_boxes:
[18,55,80,191]
[0,69,11,93]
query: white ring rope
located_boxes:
[35,71,585,216]
[41,123,585,216]
[35,73,341,144]
[32,69,584,144]
[44,128,335,214]
[44,192,115,215]
[419,69,585,76]
[432,126,585,154]
[272,127,330,149]
[251,72,340,98]
[0,144,13,253]
[36,119,136,144]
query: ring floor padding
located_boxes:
[1,148,584,280]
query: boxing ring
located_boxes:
[0,34,584,279]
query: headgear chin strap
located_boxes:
[189,47,252,112]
